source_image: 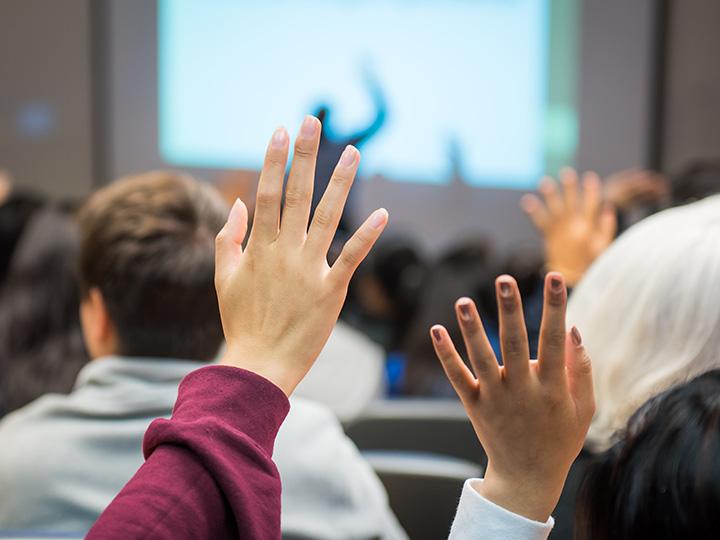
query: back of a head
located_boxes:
[78,171,229,361]
[567,194,720,451]
[576,370,720,539]
[0,208,87,415]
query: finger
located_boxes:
[215,198,248,283]
[582,171,602,220]
[279,115,321,243]
[538,273,568,382]
[306,145,360,256]
[495,275,530,379]
[248,127,289,245]
[539,177,563,215]
[329,208,388,288]
[598,203,618,246]
[560,167,579,213]
[455,298,501,384]
[520,194,550,230]
[566,327,595,421]
[430,325,477,399]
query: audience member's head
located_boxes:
[576,369,720,539]
[347,234,427,349]
[402,238,496,396]
[0,183,44,286]
[567,194,720,451]
[671,160,720,206]
[77,171,228,361]
[0,208,88,416]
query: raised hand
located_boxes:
[521,168,617,286]
[431,273,595,522]
[215,116,388,395]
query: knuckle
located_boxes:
[293,144,315,159]
[545,328,566,348]
[283,188,309,209]
[503,333,525,354]
[255,190,278,209]
[312,208,334,228]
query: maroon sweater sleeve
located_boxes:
[86,365,290,540]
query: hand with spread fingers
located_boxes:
[215,116,388,396]
[430,273,595,523]
[521,168,617,286]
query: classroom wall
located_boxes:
[0,0,94,199]
[661,0,720,172]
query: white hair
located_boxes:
[567,194,720,452]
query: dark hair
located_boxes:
[576,369,720,539]
[671,160,720,206]
[0,208,89,416]
[77,171,228,361]
[0,191,44,285]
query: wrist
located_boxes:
[475,465,567,523]
[220,344,297,397]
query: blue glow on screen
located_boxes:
[159,0,550,189]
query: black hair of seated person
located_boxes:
[670,160,720,206]
[77,171,229,361]
[0,191,44,285]
[0,208,89,416]
[401,238,498,396]
[575,369,720,540]
[344,234,428,351]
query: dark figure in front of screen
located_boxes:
[312,70,387,237]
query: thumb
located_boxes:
[566,327,595,420]
[215,198,248,283]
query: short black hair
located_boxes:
[77,171,228,361]
[576,369,720,539]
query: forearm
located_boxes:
[88,366,290,539]
[449,479,554,540]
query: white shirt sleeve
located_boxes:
[448,479,554,540]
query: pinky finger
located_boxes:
[430,325,477,399]
[329,208,388,288]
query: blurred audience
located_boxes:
[567,193,720,451]
[0,170,404,539]
[0,208,88,417]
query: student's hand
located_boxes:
[215,116,388,395]
[521,168,617,286]
[431,273,595,523]
[603,168,669,211]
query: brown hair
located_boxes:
[78,171,228,360]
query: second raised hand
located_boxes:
[215,116,389,396]
[431,273,595,523]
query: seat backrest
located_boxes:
[364,451,483,540]
[344,399,486,466]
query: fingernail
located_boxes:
[271,127,287,149]
[550,275,563,292]
[370,208,388,229]
[432,328,442,342]
[339,145,357,167]
[301,115,318,138]
[458,301,472,322]
[571,326,582,346]
[498,280,512,298]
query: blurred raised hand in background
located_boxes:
[521,168,617,287]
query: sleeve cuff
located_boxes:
[149,365,290,456]
[448,478,554,540]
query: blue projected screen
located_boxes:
[158,0,576,189]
